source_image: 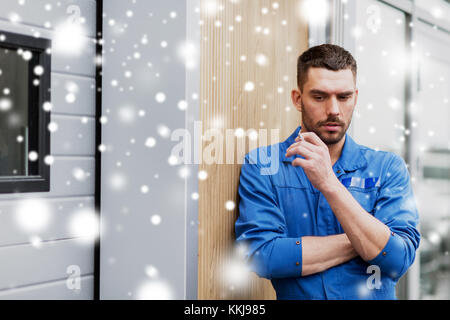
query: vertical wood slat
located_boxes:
[198,0,308,299]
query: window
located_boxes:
[414,20,450,300]
[351,0,407,156]
[0,31,51,193]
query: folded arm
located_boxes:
[286,134,420,280]
[301,234,358,276]
[320,155,420,279]
[235,151,358,280]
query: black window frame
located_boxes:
[0,30,51,194]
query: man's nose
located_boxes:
[326,96,340,115]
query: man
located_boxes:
[235,44,420,300]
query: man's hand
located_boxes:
[285,132,337,192]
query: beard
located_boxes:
[300,99,350,146]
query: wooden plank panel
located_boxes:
[51,73,96,116]
[0,157,95,201]
[0,0,96,38]
[0,275,94,300]
[0,19,97,77]
[0,238,95,290]
[198,0,308,299]
[50,115,96,156]
[0,197,95,246]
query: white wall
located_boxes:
[0,0,98,299]
[99,0,199,299]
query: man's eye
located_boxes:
[338,95,351,100]
[314,96,325,101]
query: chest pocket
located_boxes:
[348,187,378,214]
[342,176,380,214]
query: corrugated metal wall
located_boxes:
[0,0,97,299]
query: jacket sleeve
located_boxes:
[235,153,303,280]
[367,153,421,280]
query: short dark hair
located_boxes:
[297,44,357,91]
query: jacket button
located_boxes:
[296,262,300,266]
[336,170,341,174]
[296,241,300,245]
[382,251,387,256]
[391,232,395,236]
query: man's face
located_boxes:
[292,67,358,145]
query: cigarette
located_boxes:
[298,132,304,141]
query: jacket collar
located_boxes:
[280,126,367,173]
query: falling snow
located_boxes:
[0,0,447,301]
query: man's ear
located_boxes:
[354,88,359,107]
[291,89,302,112]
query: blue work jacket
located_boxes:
[235,126,420,299]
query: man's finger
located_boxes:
[285,145,315,159]
[301,132,327,147]
[292,157,308,168]
[286,142,299,154]
[287,140,319,154]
